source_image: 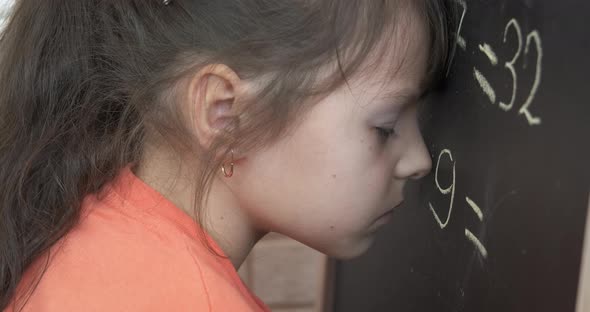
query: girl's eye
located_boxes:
[376,127,396,141]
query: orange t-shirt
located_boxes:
[5,166,271,312]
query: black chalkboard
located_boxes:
[330,1,590,311]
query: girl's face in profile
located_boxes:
[230,11,432,259]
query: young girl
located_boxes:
[0,0,454,310]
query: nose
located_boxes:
[393,128,432,180]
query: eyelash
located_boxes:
[376,126,396,141]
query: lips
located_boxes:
[376,200,404,219]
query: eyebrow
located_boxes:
[376,87,424,107]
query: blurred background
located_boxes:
[239,233,330,312]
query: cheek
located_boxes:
[235,110,395,248]
[289,135,393,228]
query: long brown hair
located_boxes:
[0,0,456,309]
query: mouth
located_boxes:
[376,200,404,219]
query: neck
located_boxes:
[134,147,266,269]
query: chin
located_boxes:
[323,237,375,260]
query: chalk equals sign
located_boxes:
[464,196,488,259]
[473,43,498,104]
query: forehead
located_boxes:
[351,6,430,97]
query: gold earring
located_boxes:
[221,149,234,178]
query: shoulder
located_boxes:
[13,194,211,311]
[10,185,266,311]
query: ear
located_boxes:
[187,64,243,150]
